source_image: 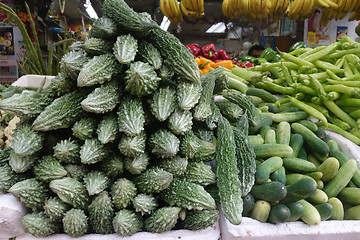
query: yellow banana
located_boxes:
[288,0,304,19]
[197,0,205,15]
[315,0,330,7]
[268,0,277,19]
[353,0,360,11]
[185,0,195,11]
[348,0,358,12]
[163,0,176,18]
[181,0,199,17]
[168,0,183,23]
[160,0,169,17]
[323,0,339,9]
[222,0,230,17]
[281,0,290,17]
[274,0,285,19]
[343,0,352,12]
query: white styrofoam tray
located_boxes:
[220,130,360,240]
[11,74,54,88]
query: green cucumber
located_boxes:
[248,134,264,146]
[249,114,273,135]
[323,159,358,198]
[276,122,291,145]
[289,134,304,158]
[307,172,323,181]
[291,123,330,160]
[298,199,321,225]
[243,193,255,216]
[316,157,339,182]
[297,120,318,132]
[246,88,277,103]
[297,147,308,160]
[329,150,360,187]
[271,111,309,123]
[270,166,286,184]
[264,129,277,144]
[287,201,304,222]
[344,205,360,220]
[268,204,291,224]
[328,197,344,220]
[315,203,334,221]
[255,156,283,184]
[253,144,293,159]
[308,189,328,204]
[286,173,315,185]
[338,187,360,205]
[260,125,272,139]
[327,140,340,152]
[307,154,321,168]
[250,181,287,202]
[283,157,317,173]
[280,178,317,204]
[250,200,271,223]
[316,180,324,189]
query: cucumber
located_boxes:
[338,187,360,205]
[270,166,286,184]
[276,122,291,145]
[250,182,287,202]
[280,178,317,204]
[260,125,272,139]
[329,150,360,187]
[289,134,304,158]
[327,140,340,152]
[242,193,255,216]
[328,197,344,220]
[315,203,334,221]
[287,201,304,222]
[246,88,277,103]
[297,119,318,132]
[297,147,308,160]
[250,200,271,223]
[323,159,358,198]
[282,157,317,173]
[271,111,309,123]
[316,180,324,189]
[316,157,339,182]
[344,205,360,220]
[308,189,328,204]
[249,114,273,135]
[264,129,277,144]
[248,134,265,146]
[286,173,315,185]
[307,154,321,168]
[298,199,321,225]
[253,144,293,159]
[255,156,283,184]
[268,204,291,224]
[306,172,323,181]
[291,123,330,160]
[314,127,327,141]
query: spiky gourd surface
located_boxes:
[9,151,35,173]
[111,178,137,209]
[193,73,216,121]
[49,177,88,209]
[77,53,118,87]
[156,156,188,177]
[60,50,89,80]
[62,209,88,237]
[88,17,118,39]
[43,196,70,221]
[80,138,109,165]
[83,171,110,196]
[8,178,49,211]
[117,97,145,136]
[149,129,180,159]
[97,112,119,144]
[11,120,43,156]
[150,86,177,122]
[160,177,216,211]
[158,61,174,81]
[88,191,115,234]
[112,209,143,236]
[183,162,216,186]
[182,209,219,230]
[215,99,244,123]
[32,89,89,131]
[22,212,60,237]
[72,117,98,140]
[118,131,146,157]
[83,37,113,56]
[133,193,158,215]
[64,164,89,181]
[137,40,162,70]
[144,206,181,233]
[180,130,216,162]
[113,34,138,64]
[46,72,77,97]
[81,80,121,114]
[0,91,53,118]
[0,163,26,192]
[124,153,149,175]
[177,81,202,111]
[34,156,68,182]
[53,138,81,164]
[134,167,173,194]
[100,154,124,179]
[168,109,193,135]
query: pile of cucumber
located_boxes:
[242,88,360,225]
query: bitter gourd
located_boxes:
[62,209,89,237]
[22,212,60,237]
[53,138,81,164]
[34,156,68,183]
[149,129,180,158]
[137,40,162,70]
[113,34,138,64]
[133,193,158,216]
[168,108,193,135]
[83,171,110,196]
[150,86,177,122]
[134,167,173,194]
[60,50,89,80]
[43,196,70,221]
[97,112,119,144]
[144,206,181,233]
[124,153,149,175]
[88,191,115,234]
[80,138,109,165]
[72,117,98,140]
[88,17,118,40]
[112,209,143,236]
[182,209,219,230]
[156,156,188,177]
[117,96,145,136]
[118,131,146,157]
[111,178,137,209]
[183,161,216,186]
[83,37,112,56]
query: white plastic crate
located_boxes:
[220,130,360,240]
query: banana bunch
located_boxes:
[320,0,360,25]
[222,0,270,21]
[287,0,317,20]
[180,0,204,18]
[267,0,291,21]
[160,0,183,24]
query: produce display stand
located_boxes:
[220,131,360,240]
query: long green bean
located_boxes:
[324,100,358,129]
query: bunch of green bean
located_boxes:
[247,37,360,145]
